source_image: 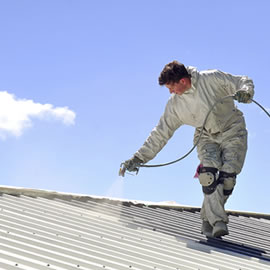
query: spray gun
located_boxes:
[119,162,139,177]
[119,163,127,177]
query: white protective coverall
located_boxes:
[134,67,254,226]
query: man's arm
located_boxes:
[121,99,182,175]
[217,70,255,103]
[134,98,183,163]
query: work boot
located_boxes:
[212,221,228,238]
[201,220,213,237]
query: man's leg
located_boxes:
[209,120,247,236]
[194,131,226,236]
[220,120,248,175]
[196,119,248,237]
[198,166,229,237]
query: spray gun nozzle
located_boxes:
[119,163,139,177]
[119,163,126,177]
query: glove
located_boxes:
[123,156,143,172]
[234,90,251,103]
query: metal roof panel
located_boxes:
[0,186,270,270]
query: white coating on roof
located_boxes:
[0,185,269,219]
[0,185,270,270]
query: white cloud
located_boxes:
[0,91,76,139]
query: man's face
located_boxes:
[165,78,191,95]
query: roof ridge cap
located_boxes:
[1,185,269,220]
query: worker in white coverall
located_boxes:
[123,61,254,238]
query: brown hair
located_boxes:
[158,60,190,85]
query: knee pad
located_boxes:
[198,167,218,195]
[219,171,236,196]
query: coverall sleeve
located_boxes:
[217,70,255,103]
[135,99,183,163]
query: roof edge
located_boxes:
[0,185,190,207]
[1,185,269,220]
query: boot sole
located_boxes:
[201,231,213,237]
[213,229,228,238]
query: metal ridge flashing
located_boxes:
[0,185,122,202]
[0,185,191,208]
[0,185,270,220]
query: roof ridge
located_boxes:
[1,185,269,220]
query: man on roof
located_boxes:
[122,60,254,238]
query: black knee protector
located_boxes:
[198,167,218,195]
[218,171,236,196]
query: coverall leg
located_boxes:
[194,117,247,226]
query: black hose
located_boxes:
[139,95,269,168]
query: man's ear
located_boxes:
[179,78,186,84]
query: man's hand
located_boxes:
[123,156,143,172]
[234,90,251,103]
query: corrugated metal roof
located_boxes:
[0,186,270,270]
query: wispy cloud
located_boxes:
[0,91,76,139]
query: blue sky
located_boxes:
[0,0,269,213]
